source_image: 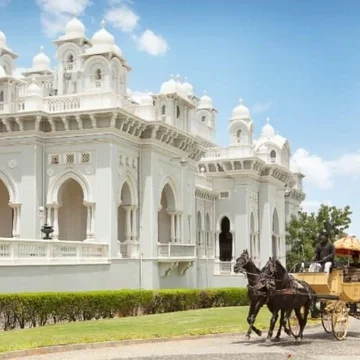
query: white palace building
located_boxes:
[0,15,305,292]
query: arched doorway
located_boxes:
[219,216,232,261]
[158,183,178,243]
[58,179,87,241]
[0,180,12,238]
[118,181,134,243]
[272,209,279,258]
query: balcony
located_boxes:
[0,238,109,265]
[157,243,196,260]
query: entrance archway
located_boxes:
[58,179,87,241]
[118,181,134,242]
[272,208,279,258]
[0,180,12,238]
[219,216,232,261]
[158,183,177,243]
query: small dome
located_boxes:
[182,77,193,96]
[92,20,115,47]
[198,90,213,109]
[258,144,268,153]
[261,118,275,138]
[27,79,42,96]
[65,15,85,38]
[232,99,250,119]
[159,74,177,94]
[0,65,6,78]
[32,46,51,70]
[141,91,153,106]
[0,30,6,47]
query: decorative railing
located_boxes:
[46,96,81,113]
[202,146,254,160]
[119,240,139,258]
[197,246,214,258]
[214,260,237,275]
[157,243,196,259]
[0,238,109,265]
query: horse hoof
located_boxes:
[257,330,262,337]
[245,334,250,341]
[273,337,280,342]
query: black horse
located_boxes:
[260,257,315,342]
[233,250,292,340]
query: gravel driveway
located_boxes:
[11,319,360,360]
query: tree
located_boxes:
[286,204,352,271]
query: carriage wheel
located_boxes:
[321,310,332,333]
[288,307,304,338]
[331,301,349,340]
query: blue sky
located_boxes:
[1,0,359,234]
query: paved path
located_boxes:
[11,320,360,360]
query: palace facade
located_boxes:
[0,15,305,292]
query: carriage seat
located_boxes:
[343,266,360,283]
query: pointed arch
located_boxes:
[119,174,138,206]
[158,175,179,211]
[0,167,17,204]
[48,169,92,204]
[216,213,233,231]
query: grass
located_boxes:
[0,307,319,353]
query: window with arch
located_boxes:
[68,54,74,63]
[0,91,3,102]
[236,129,242,143]
[176,105,181,118]
[95,69,102,80]
[201,115,206,123]
[161,105,166,115]
[270,150,277,163]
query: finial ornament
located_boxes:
[101,19,106,29]
[40,45,44,53]
[239,98,243,104]
[72,10,78,17]
[203,89,207,95]
[266,117,270,124]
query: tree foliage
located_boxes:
[286,204,352,271]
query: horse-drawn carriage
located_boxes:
[289,235,360,340]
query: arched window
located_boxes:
[176,105,180,118]
[161,105,166,115]
[236,129,242,143]
[68,54,74,63]
[201,115,206,123]
[0,91,3,102]
[270,150,277,163]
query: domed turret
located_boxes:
[231,98,250,119]
[261,118,275,138]
[182,77,194,96]
[92,20,115,47]
[198,90,213,109]
[32,46,51,71]
[65,14,85,38]
[159,74,177,94]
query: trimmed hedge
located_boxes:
[0,287,248,331]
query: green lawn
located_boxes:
[0,307,317,353]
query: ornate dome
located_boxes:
[182,77,193,96]
[198,90,213,109]
[32,46,51,70]
[261,118,275,138]
[231,99,250,119]
[0,65,6,78]
[92,20,115,47]
[27,79,42,96]
[0,30,6,47]
[65,15,85,38]
[159,74,177,94]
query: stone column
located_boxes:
[52,203,60,240]
[176,212,181,243]
[123,205,132,241]
[9,203,21,238]
[168,211,176,242]
[215,230,220,260]
[131,206,138,241]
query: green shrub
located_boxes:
[0,287,248,331]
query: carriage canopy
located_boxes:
[334,235,360,257]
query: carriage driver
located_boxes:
[309,230,335,273]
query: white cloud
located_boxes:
[252,101,272,114]
[133,30,168,56]
[105,5,139,33]
[291,148,360,190]
[291,148,333,189]
[35,0,91,37]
